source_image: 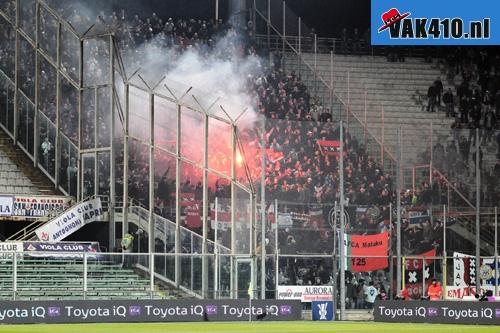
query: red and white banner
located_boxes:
[344,232,389,272]
[317,140,344,156]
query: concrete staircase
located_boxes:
[286,53,455,167]
[0,129,59,195]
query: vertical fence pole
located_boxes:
[475,128,480,294]
[214,197,219,299]
[330,51,334,118]
[422,257,426,297]
[381,105,385,165]
[412,166,416,194]
[339,121,346,320]
[495,206,498,297]
[282,0,285,59]
[401,257,405,293]
[396,128,402,294]
[267,0,271,51]
[313,34,318,96]
[389,202,393,300]
[430,121,433,184]
[443,205,447,298]
[202,113,209,298]
[12,252,17,300]
[274,199,279,298]
[363,87,367,144]
[331,201,338,317]
[174,104,181,288]
[215,0,219,21]
[346,71,350,125]
[150,252,155,299]
[298,16,302,56]
[190,233,194,291]
[260,120,266,300]
[83,252,87,300]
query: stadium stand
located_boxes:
[0,130,58,195]
[0,0,498,311]
[0,255,183,300]
[294,53,455,165]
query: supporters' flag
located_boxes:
[180,193,196,207]
[453,252,476,287]
[404,248,437,299]
[185,200,202,229]
[317,140,343,156]
[266,149,284,163]
[180,193,202,229]
[344,232,389,272]
[209,200,231,230]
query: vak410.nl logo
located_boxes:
[377,8,490,40]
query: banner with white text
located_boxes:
[35,198,103,242]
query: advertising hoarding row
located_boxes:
[0,300,301,324]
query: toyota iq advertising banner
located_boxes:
[35,198,103,242]
[0,300,301,324]
[372,0,500,45]
[375,300,500,325]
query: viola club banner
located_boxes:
[371,0,500,45]
[35,198,103,242]
[0,241,101,259]
[0,300,301,324]
[0,195,71,219]
[344,232,389,272]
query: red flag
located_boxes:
[345,232,389,272]
[266,149,284,163]
[317,140,344,156]
[404,248,437,300]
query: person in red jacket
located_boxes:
[427,279,443,301]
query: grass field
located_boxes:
[0,322,498,333]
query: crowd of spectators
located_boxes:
[417,48,500,207]
[0,1,451,296]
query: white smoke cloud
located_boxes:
[122,28,263,127]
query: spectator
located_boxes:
[433,77,443,106]
[427,83,437,112]
[364,281,378,309]
[443,88,454,118]
[427,278,442,300]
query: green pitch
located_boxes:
[0,322,499,333]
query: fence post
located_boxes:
[475,128,480,294]
[83,252,87,300]
[12,252,17,300]
[495,206,498,297]
[150,252,155,299]
[442,205,447,298]
[274,199,279,299]
[339,121,346,320]
[214,197,219,299]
